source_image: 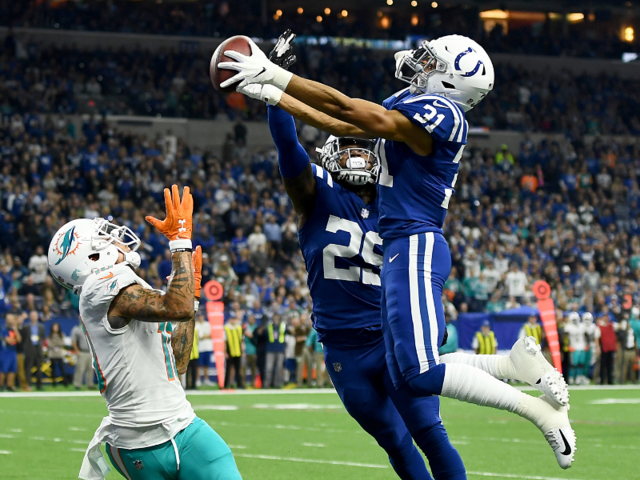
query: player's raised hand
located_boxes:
[269,29,297,70]
[192,246,203,299]
[145,184,194,241]
[218,38,293,91]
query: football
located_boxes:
[210,35,253,94]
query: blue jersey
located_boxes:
[299,164,383,345]
[376,88,468,240]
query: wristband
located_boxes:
[264,86,283,106]
[169,239,192,252]
[194,299,200,312]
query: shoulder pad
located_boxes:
[82,263,143,305]
[311,164,335,189]
[393,94,467,144]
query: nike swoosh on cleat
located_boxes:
[389,254,400,263]
[559,430,572,456]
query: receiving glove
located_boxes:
[268,29,297,70]
[145,184,194,251]
[218,38,293,91]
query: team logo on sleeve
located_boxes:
[333,362,342,372]
[361,208,370,219]
[54,226,81,265]
[106,279,119,294]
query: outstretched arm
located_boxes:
[284,76,432,156]
[108,251,194,324]
[268,105,316,227]
[171,246,202,375]
[277,93,369,138]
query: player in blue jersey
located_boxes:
[220,32,576,469]
[264,98,465,479]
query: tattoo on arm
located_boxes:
[108,251,194,324]
[171,313,196,375]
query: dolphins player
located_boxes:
[48,185,242,480]
[219,33,576,468]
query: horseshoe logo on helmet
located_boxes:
[454,47,483,78]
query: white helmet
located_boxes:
[316,136,380,186]
[567,312,581,325]
[581,312,594,325]
[48,218,141,294]
[395,34,494,112]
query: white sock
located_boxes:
[440,352,517,380]
[441,363,521,412]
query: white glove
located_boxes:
[237,83,283,106]
[218,38,293,91]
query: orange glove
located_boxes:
[146,185,194,249]
[193,245,202,299]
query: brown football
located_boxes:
[210,35,253,94]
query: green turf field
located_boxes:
[0,386,638,480]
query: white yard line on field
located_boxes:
[302,442,325,447]
[0,450,11,454]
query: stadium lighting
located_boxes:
[316,15,323,22]
[387,0,393,5]
[297,7,304,14]
[431,1,438,7]
[411,13,419,26]
[380,15,391,28]
[480,9,508,19]
[324,7,331,15]
[566,13,584,23]
[342,10,348,17]
[411,0,418,6]
[624,26,635,42]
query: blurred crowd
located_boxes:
[3,34,640,137]
[2,1,636,59]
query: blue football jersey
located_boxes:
[376,88,468,240]
[299,164,383,345]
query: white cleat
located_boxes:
[510,336,569,407]
[521,395,576,469]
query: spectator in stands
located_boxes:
[47,322,68,388]
[71,320,94,390]
[597,314,618,385]
[473,320,497,355]
[21,310,45,390]
[27,246,48,285]
[0,314,21,391]
[196,313,214,386]
[504,263,528,301]
[5,302,27,390]
[495,144,514,169]
[519,315,543,345]
[264,314,286,389]
[186,323,200,390]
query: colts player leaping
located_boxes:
[261,38,465,479]
[48,185,242,480]
[219,33,576,468]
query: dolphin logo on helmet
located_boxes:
[54,226,81,265]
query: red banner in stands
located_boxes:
[204,281,225,388]
[533,280,562,373]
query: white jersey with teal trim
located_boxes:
[78,262,194,449]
